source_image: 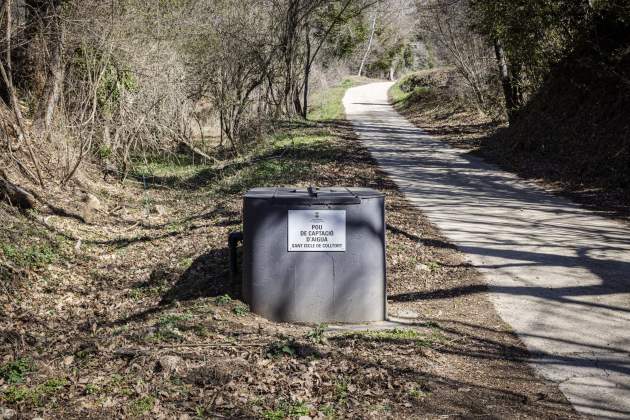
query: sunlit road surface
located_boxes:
[345,82,630,419]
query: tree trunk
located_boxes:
[0,0,24,124]
[493,38,519,123]
[302,28,311,120]
[0,171,35,210]
[292,86,303,116]
[358,14,377,77]
[0,0,13,106]
[36,21,64,130]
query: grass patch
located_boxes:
[320,404,336,417]
[308,78,354,121]
[129,395,155,416]
[147,312,194,342]
[263,400,310,419]
[408,385,430,400]
[1,243,58,270]
[133,126,340,194]
[425,261,441,272]
[389,68,453,112]
[390,80,431,110]
[215,294,232,305]
[389,79,411,105]
[158,312,193,327]
[232,304,249,316]
[128,153,213,189]
[212,131,339,196]
[128,284,169,301]
[84,383,102,395]
[343,328,444,347]
[334,377,350,403]
[131,153,211,178]
[215,158,307,194]
[306,323,328,345]
[1,377,67,406]
[266,340,298,358]
[308,76,371,121]
[125,75,364,195]
[0,358,34,384]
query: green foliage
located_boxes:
[84,383,102,395]
[425,261,441,272]
[263,400,310,419]
[390,74,432,110]
[129,395,156,416]
[367,41,415,75]
[215,294,232,305]
[262,408,285,420]
[69,44,139,121]
[195,405,207,417]
[344,328,444,347]
[128,282,170,301]
[320,404,336,417]
[408,386,429,400]
[333,377,350,403]
[232,304,249,316]
[306,323,328,344]
[1,243,58,270]
[289,401,310,417]
[2,377,67,406]
[98,63,138,112]
[158,312,193,327]
[128,75,358,193]
[148,312,193,342]
[219,159,304,194]
[0,358,33,384]
[266,340,298,358]
[308,78,359,121]
[397,70,446,94]
[213,134,329,195]
[312,1,369,59]
[469,0,592,90]
[97,145,113,160]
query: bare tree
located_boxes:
[357,13,377,76]
[0,0,381,191]
[416,0,496,110]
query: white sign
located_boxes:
[288,210,346,252]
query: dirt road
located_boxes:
[344,82,630,419]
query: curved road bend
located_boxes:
[344,82,630,419]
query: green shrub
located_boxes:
[266,340,298,358]
[2,377,67,406]
[215,294,232,305]
[0,358,33,384]
[232,305,249,316]
[306,324,328,344]
[1,243,57,269]
[129,395,155,416]
[398,69,450,93]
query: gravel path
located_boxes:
[344,82,630,419]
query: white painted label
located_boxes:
[288,210,346,252]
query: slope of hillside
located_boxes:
[480,9,630,215]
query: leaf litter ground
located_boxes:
[0,121,581,419]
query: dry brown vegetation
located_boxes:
[390,68,500,148]
[0,0,382,213]
[0,119,579,418]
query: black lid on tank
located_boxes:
[244,187,383,205]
